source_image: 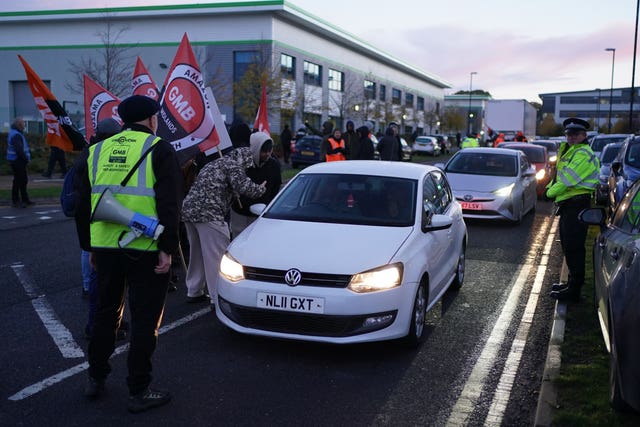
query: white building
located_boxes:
[0,2,450,135]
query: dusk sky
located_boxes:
[7,0,639,103]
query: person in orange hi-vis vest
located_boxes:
[325,128,346,162]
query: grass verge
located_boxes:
[553,226,640,426]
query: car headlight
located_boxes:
[220,253,244,282]
[348,262,403,293]
[535,168,546,180]
[549,155,557,163]
[493,183,515,197]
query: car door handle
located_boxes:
[609,248,620,260]
[598,236,607,248]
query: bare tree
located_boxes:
[65,17,136,98]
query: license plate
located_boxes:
[301,150,315,156]
[257,292,325,314]
[461,201,482,210]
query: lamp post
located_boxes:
[596,88,601,131]
[467,71,477,134]
[605,48,616,132]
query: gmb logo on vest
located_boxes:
[108,136,132,164]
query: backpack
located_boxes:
[60,166,77,217]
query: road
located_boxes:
[0,200,561,426]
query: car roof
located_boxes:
[302,160,433,179]
[416,136,436,141]
[455,147,520,156]
[593,134,630,138]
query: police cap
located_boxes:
[563,117,590,132]
[117,95,160,123]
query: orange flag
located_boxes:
[132,57,159,100]
[253,83,270,134]
[17,55,86,151]
[83,75,122,142]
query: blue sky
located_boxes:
[9,0,639,102]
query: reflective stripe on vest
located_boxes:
[325,138,346,162]
[88,131,160,250]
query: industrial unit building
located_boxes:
[0,1,450,136]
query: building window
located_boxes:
[417,96,424,111]
[405,93,414,108]
[380,84,386,102]
[364,79,376,99]
[280,53,295,79]
[392,88,401,104]
[328,69,343,91]
[234,50,261,82]
[304,60,322,86]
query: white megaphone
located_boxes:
[92,188,164,248]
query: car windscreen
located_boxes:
[592,137,626,152]
[626,143,640,168]
[263,173,417,226]
[532,142,557,153]
[601,145,622,164]
[515,147,545,163]
[446,152,518,177]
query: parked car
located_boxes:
[590,134,630,158]
[608,135,640,208]
[579,179,640,412]
[440,147,537,223]
[595,142,623,205]
[497,142,552,198]
[373,136,412,161]
[428,135,451,154]
[216,160,468,346]
[412,136,441,156]
[291,135,322,168]
[531,140,559,165]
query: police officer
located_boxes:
[78,95,182,413]
[461,133,479,149]
[547,118,600,302]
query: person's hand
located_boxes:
[154,251,172,274]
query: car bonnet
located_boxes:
[446,172,519,193]
[227,217,413,274]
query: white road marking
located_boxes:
[11,264,85,359]
[446,217,555,426]
[8,307,211,401]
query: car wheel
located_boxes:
[403,282,427,348]
[450,242,466,291]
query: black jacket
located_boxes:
[376,128,402,161]
[233,155,282,216]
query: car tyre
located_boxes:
[450,242,466,291]
[403,282,427,348]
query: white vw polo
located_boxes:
[216,160,467,346]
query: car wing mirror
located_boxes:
[578,207,606,231]
[611,161,622,174]
[423,212,452,232]
[249,203,267,216]
[434,162,445,170]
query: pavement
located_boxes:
[0,171,568,425]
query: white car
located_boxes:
[412,136,441,156]
[216,161,468,346]
[441,147,537,223]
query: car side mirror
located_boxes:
[249,203,267,216]
[434,162,445,170]
[524,167,536,177]
[578,208,606,231]
[611,161,622,174]
[422,212,453,232]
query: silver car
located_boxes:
[441,147,537,223]
[579,179,640,412]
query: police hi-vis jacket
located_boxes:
[546,142,600,203]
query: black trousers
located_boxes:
[45,146,67,175]
[9,159,30,204]
[88,250,169,395]
[558,195,591,290]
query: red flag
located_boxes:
[132,57,159,100]
[83,75,122,142]
[17,55,86,151]
[253,83,270,134]
[157,33,221,164]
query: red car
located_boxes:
[497,142,552,198]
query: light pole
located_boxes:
[605,48,616,132]
[596,88,601,131]
[468,71,477,134]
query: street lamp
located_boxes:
[605,48,616,132]
[596,88,601,131]
[468,71,477,134]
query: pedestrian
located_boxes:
[377,123,402,161]
[42,145,68,178]
[486,127,497,147]
[306,120,334,161]
[514,130,528,142]
[324,128,346,162]
[494,132,505,147]
[461,133,479,149]
[6,117,34,208]
[181,146,266,305]
[280,124,292,164]
[230,131,282,238]
[547,118,600,302]
[342,120,359,160]
[78,95,182,413]
[355,125,374,160]
[456,131,462,148]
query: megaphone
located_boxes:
[92,188,164,248]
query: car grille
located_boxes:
[219,297,397,337]
[244,266,352,288]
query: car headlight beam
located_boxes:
[535,168,546,181]
[220,253,245,282]
[493,183,515,197]
[348,262,403,293]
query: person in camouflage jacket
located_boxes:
[181,147,266,304]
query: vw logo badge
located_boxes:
[463,194,473,201]
[284,268,302,286]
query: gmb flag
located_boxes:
[18,55,86,152]
[83,75,122,142]
[132,57,159,100]
[253,82,270,134]
[157,33,224,165]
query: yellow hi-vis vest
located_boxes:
[546,142,600,203]
[88,131,160,250]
